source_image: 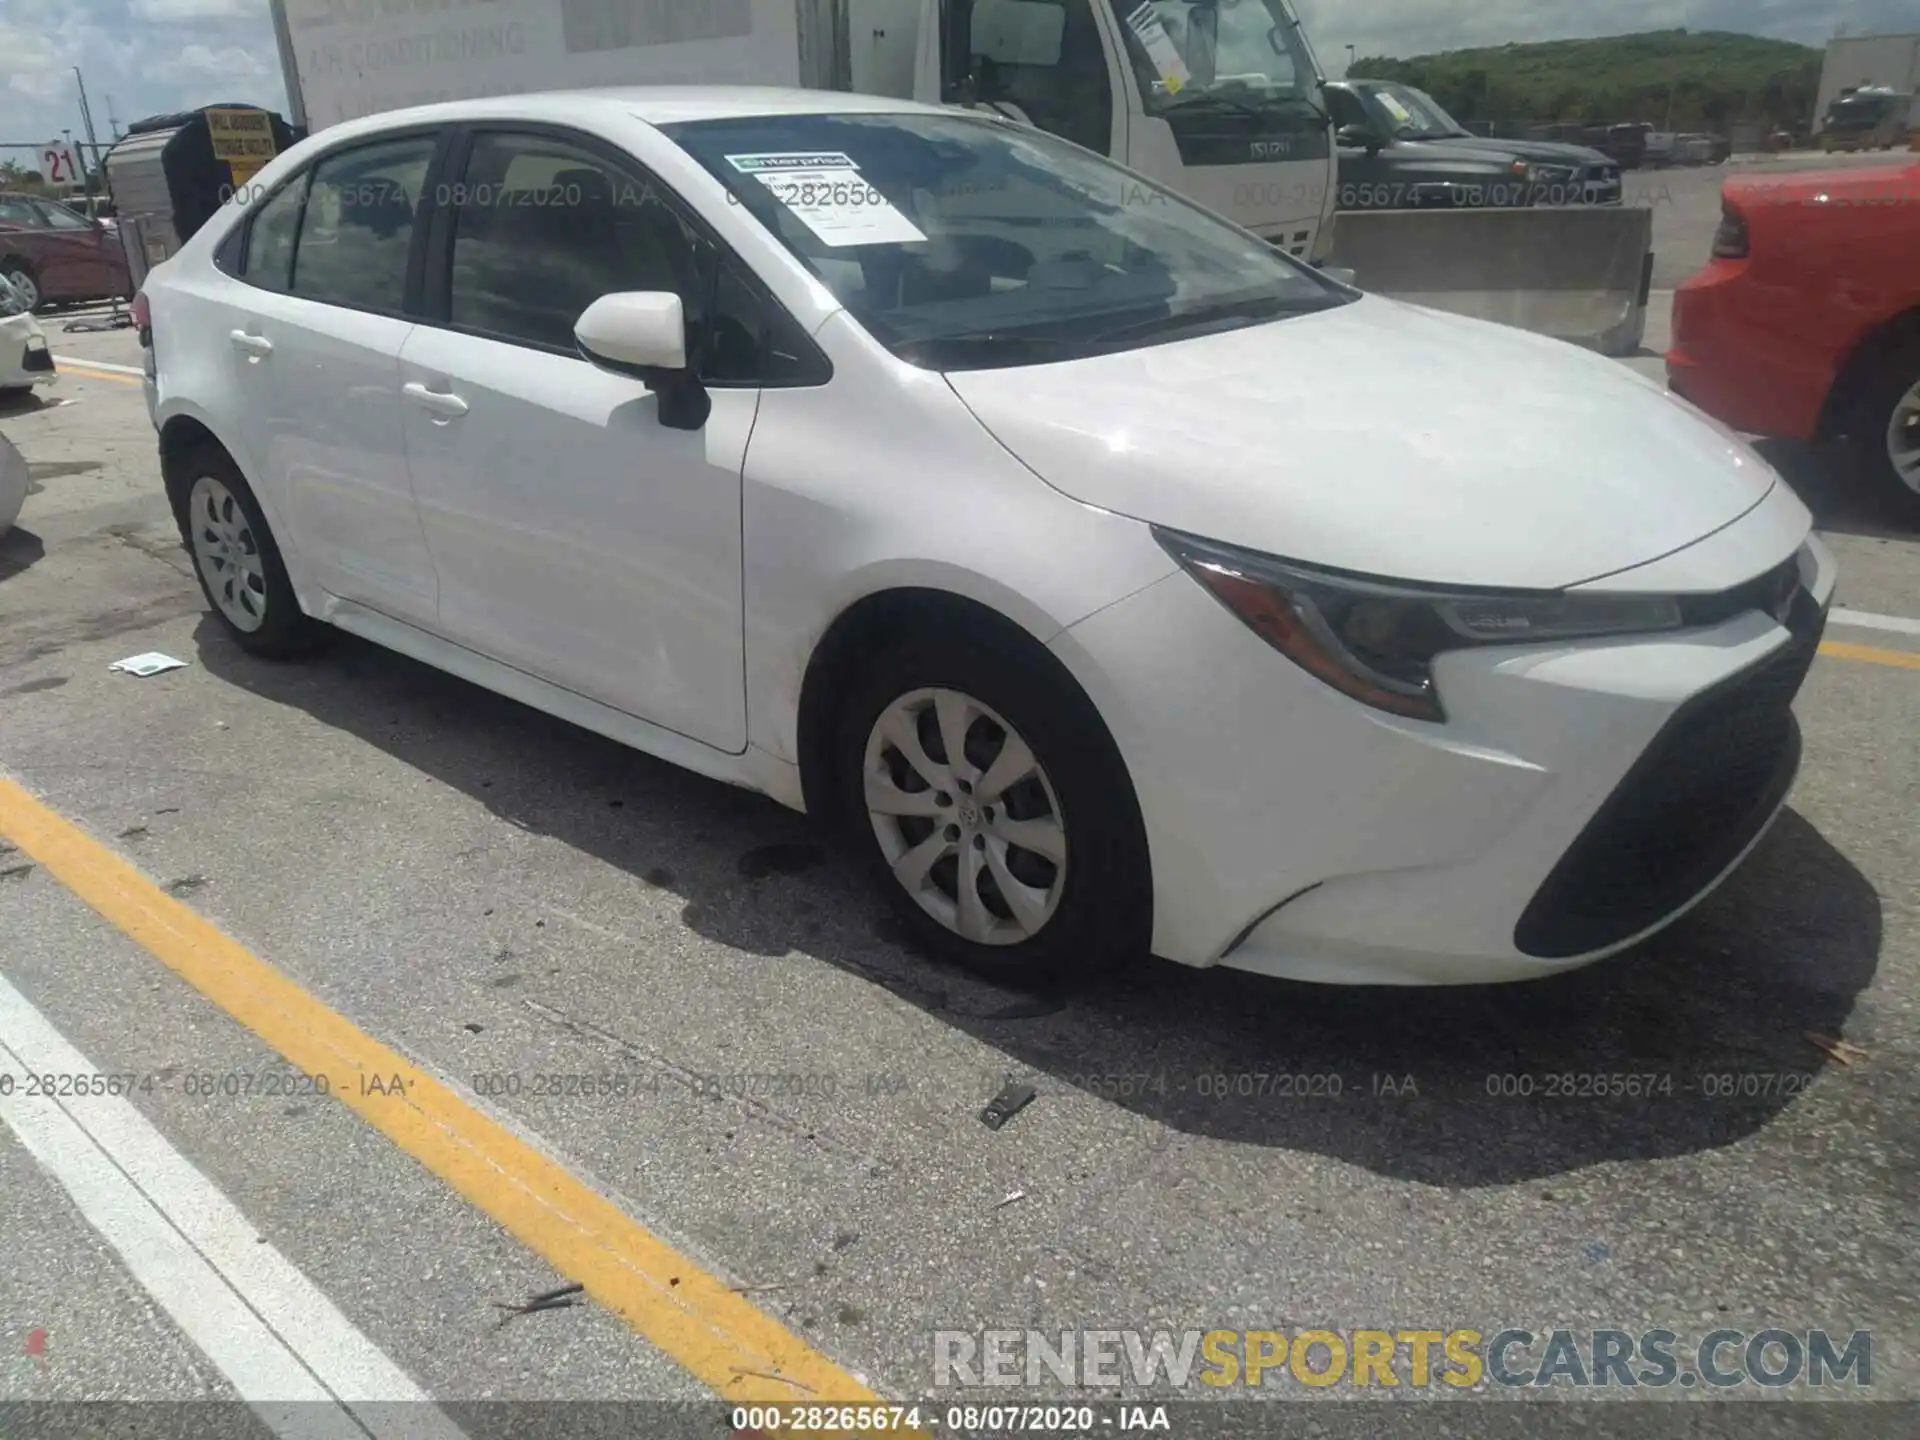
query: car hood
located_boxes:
[943,297,1778,590]
[1425,135,1615,168]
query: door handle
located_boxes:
[228,330,272,356]
[402,381,469,418]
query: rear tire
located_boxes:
[833,627,1151,986]
[170,445,323,659]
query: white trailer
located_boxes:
[268,0,1338,260]
[1813,32,1920,134]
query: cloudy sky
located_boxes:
[0,0,1905,154]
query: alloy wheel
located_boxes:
[863,687,1068,947]
[2,269,37,310]
[1888,378,1920,496]
[188,474,269,632]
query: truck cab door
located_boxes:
[1105,1,1334,257]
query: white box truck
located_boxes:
[267,0,1338,260]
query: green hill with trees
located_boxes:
[1350,29,1823,132]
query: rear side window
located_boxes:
[0,199,40,227]
[290,136,435,313]
[241,174,310,292]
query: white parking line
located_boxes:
[1829,607,1920,638]
[50,355,146,376]
[0,973,465,1440]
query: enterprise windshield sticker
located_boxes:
[726,152,928,247]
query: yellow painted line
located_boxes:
[54,362,142,385]
[0,773,915,1427]
[1820,640,1920,672]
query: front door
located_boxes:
[398,128,750,753]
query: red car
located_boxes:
[0,191,132,310]
[1668,160,1920,515]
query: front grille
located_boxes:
[1514,589,1826,959]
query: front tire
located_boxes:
[1843,342,1920,517]
[1,261,39,311]
[171,447,322,658]
[834,629,1150,986]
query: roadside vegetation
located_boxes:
[1351,29,1823,132]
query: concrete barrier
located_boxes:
[1328,207,1656,357]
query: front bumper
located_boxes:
[1051,515,1836,986]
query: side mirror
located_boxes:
[575,291,710,431]
[577,291,687,371]
[1319,265,1357,288]
[1337,123,1382,153]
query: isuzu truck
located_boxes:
[268,0,1338,259]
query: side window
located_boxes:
[290,136,435,313]
[447,131,709,353]
[0,199,43,228]
[1214,3,1292,86]
[1327,88,1369,131]
[240,174,310,292]
[966,0,1112,155]
[703,261,828,387]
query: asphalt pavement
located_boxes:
[2,186,1917,1440]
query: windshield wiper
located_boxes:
[1166,93,1269,122]
[894,332,1091,368]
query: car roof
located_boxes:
[313,86,947,144]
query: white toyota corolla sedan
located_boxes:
[139,89,1835,987]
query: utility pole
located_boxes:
[105,93,122,140]
[1345,44,1355,77]
[73,66,102,194]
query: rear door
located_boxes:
[216,132,445,625]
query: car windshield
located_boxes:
[661,110,1351,371]
[1114,0,1322,119]
[36,200,92,230]
[1362,82,1471,140]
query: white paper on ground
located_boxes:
[109,652,189,677]
[726,152,928,247]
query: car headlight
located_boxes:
[1155,529,1685,722]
